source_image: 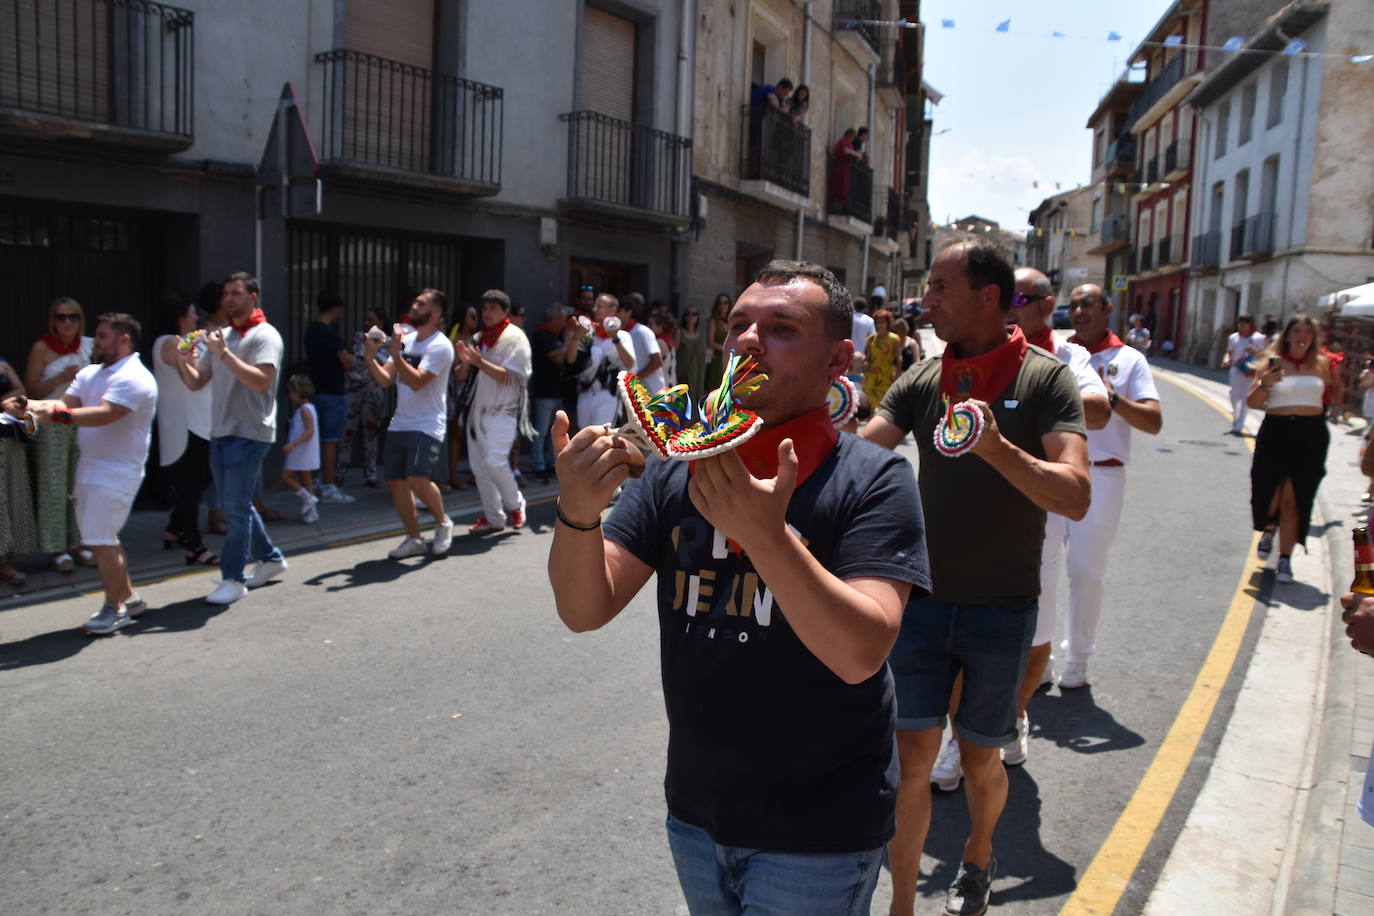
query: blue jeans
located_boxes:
[530,397,562,472]
[210,436,284,583]
[665,814,883,916]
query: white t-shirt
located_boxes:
[578,331,634,394]
[627,321,665,392]
[284,402,320,471]
[1084,344,1160,464]
[1226,331,1267,372]
[851,312,876,346]
[1056,339,1110,402]
[390,329,455,441]
[67,353,158,491]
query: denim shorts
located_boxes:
[314,392,348,443]
[889,596,1038,746]
[381,430,441,481]
[665,814,882,916]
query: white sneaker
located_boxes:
[1059,660,1089,689]
[318,485,355,504]
[931,738,963,792]
[302,504,319,524]
[1001,713,1030,767]
[1276,556,1295,583]
[205,580,248,605]
[387,536,429,559]
[124,593,148,618]
[432,519,454,555]
[245,558,288,588]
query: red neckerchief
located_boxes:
[1069,329,1125,354]
[479,318,511,350]
[940,325,1029,401]
[622,317,638,331]
[229,308,268,335]
[690,407,839,556]
[1282,352,1310,370]
[657,332,675,351]
[594,324,611,340]
[41,332,81,356]
[1027,326,1055,352]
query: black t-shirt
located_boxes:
[603,434,931,853]
[530,326,566,400]
[304,321,346,395]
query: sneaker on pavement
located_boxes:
[1000,713,1030,767]
[468,517,505,535]
[1276,556,1295,583]
[1059,660,1089,689]
[82,602,131,635]
[944,856,997,916]
[318,485,355,504]
[1256,529,1274,559]
[245,558,288,588]
[387,536,429,559]
[52,552,75,573]
[931,738,963,792]
[510,506,526,529]
[205,580,248,605]
[124,593,148,618]
[302,504,319,524]
[432,519,454,555]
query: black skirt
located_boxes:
[1250,413,1329,546]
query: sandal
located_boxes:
[184,545,220,567]
[0,564,25,586]
[163,531,186,550]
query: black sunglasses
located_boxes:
[54,313,81,322]
[1011,293,1046,309]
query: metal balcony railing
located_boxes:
[316,49,503,188]
[1156,234,1181,266]
[1126,249,1138,274]
[1101,214,1130,245]
[1146,157,1160,185]
[882,187,902,240]
[1165,138,1192,176]
[1193,230,1221,268]
[833,0,881,54]
[1128,52,1186,127]
[1105,134,1136,177]
[561,110,691,220]
[741,104,810,196]
[0,0,194,141]
[1139,245,1155,271]
[829,160,873,223]
[1233,212,1277,259]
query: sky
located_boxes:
[921,0,1176,232]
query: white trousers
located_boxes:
[1061,464,1127,664]
[468,413,524,528]
[1229,367,1250,432]
[1034,512,1069,646]
[577,390,619,430]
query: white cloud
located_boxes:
[928,147,1058,230]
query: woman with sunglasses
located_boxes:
[23,297,95,573]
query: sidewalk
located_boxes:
[0,469,559,611]
[1145,359,1374,915]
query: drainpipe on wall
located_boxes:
[796,3,813,260]
[1281,51,1311,315]
[859,63,875,288]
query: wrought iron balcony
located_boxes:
[1156,234,1181,267]
[833,0,881,55]
[1146,156,1160,185]
[1089,213,1130,254]
[740,104,810,197]
[560,110,691,224]
[1128,52,1186,127]
[0,0,194,150]
[1231,212,1276,260]
[1164,138,1192,178]
[880,187,902,240]
[316,50,502,195]
[1138,245,1155,272]
[1193,230,1221,268]
[829,160,873,224]
[1105,134,1136,179]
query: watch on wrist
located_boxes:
[1109,391,1119,410]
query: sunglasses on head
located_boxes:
[579,285,595,292]
[1010,293,1046,309]
[54,313,80,322]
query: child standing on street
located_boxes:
[282,374,321,523]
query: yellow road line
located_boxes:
[1062,370,1261,915]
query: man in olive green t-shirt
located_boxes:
[862,240,1090,916]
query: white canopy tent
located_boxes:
[1324,282,1374,316]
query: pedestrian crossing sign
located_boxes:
[1112,275,1129,290]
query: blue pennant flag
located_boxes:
[1223,36,1244,51]
[1283,38,1307,56]
[1164,35,1183,47]
[1052,31,1066,38]
[996,18,1011,32]
[942,18,955,28]
[1107,31,1122,41]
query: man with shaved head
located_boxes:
[1063,283,1163,688]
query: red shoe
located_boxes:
[468,517,505,535]
[510,507,526,529]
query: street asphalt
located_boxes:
[1,341,1272,915]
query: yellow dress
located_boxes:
[864,332,900,406]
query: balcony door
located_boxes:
[576,6,637,207]
[338,0,436,171]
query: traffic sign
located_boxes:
[1112,275,1129,291]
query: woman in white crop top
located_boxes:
[1246,314,1331,583]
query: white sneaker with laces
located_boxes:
[302,504,319,524]
[1276,556,1295,583]
[124,593,148,618]
[1059,660,1089,689]
[1001,713,1030,766]
[245,558,288,588]
[388,536,429,559]
[432,519,454,555]
[318,485,355,504]
[931,738,963,792]
[205,580,248,605]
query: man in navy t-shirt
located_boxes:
[548,260,930,914]
[304,291,355,504]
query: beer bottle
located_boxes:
[1353,527,1374,596]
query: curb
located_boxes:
[1280,481,1356,915]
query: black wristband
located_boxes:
[556,502,601,531]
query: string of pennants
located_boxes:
[845,18,1374,65]
[944,223,1093,238]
